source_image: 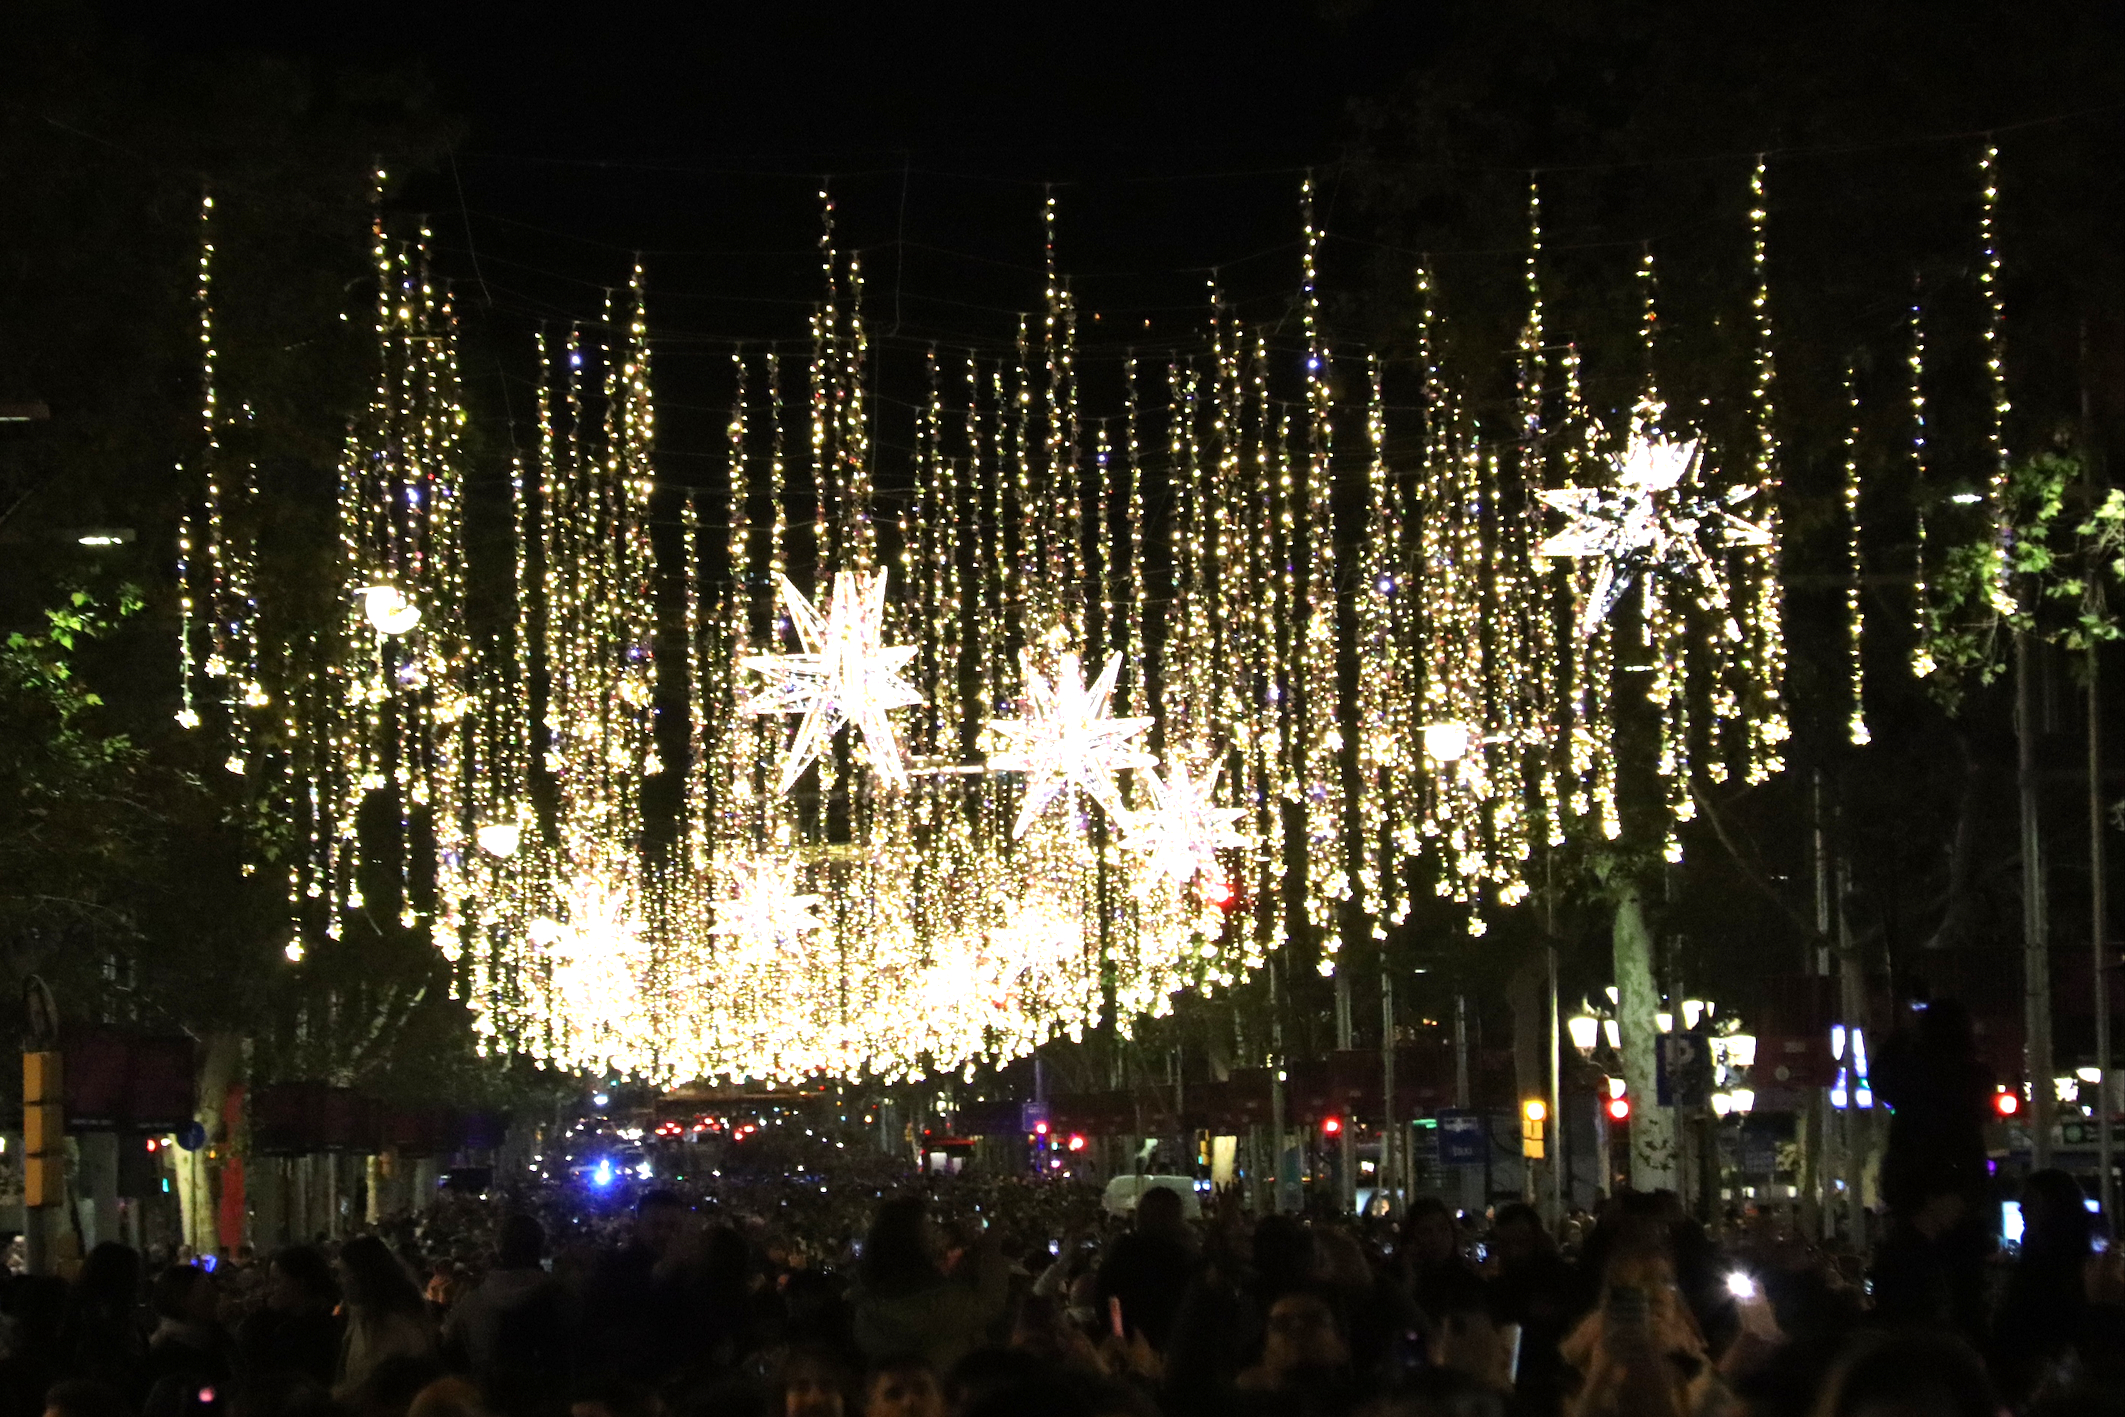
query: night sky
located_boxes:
[105,4,1435,343]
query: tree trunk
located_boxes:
[175,1032,242,1255]
[1612,879,1676,1190]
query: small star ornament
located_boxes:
[987,649,1155,838]
[743,569,924,793]
[1536,424,1773,640]
[1123,754,1247,891]
[707,857,825,950]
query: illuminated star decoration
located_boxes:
[742,569,924,793]
[1536,425,1773,640]
[1123,754,1247,891]
[987,650,1156,838]
[707,857,825,950]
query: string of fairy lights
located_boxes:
[168,146,2027,1085]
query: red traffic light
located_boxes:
[1994,1089,2022,1118]
[1066,1133,1088,1153]
[1321,1116,1343,1136]
[1033,1120,1050,1137]
[1606,1096,1631,1123]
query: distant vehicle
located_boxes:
[1101,1174,1203,1219]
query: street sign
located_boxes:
[1657,1035,1712,1108]
[1437,1108,1484,1167]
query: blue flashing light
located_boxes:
[592,1159,615,1189]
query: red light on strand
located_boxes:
[1204,881,1235,907]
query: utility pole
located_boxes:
[1270,956,1291,1213]
[1335,967,1356,1214]
[1811,771,1836,1239]
[1548,943,1565,1227]
[2094,641,2113,1223]
[2018,625,2055,1167]
[1381,964,1397,1217]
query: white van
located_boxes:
[1100,1173,1204,1219]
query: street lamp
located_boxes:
[1568,1014,1601,1053]
[1423,723,1473,763]
[360,584,421,635]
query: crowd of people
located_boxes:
[5,1148,2125,1417]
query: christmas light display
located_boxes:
[1124,755,1248,892]
[742,570,924,794]
[987,649,1156,838]
[177,156,1852,1087]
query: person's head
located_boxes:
[1811,1332,1997,1417]
[1261,1289,1349,1380]
[635,1190,689,1259]
[2021,1169,2094,1258]
[1252,1214,1316,1301]
[863,1358,942,1417]
[267,1245,337,1314]
[72,1242,142,1308]
[779,1346,850,1417]
[45,1380,131,1417]
[1491,1202,1554,1270]
[1134,1185,1185,1237]
[338,1234,425,1318]
[1401,1198,1458,1267]
[150,1264,217,1325]
[497,1215,545,1271]
[861,1197,940,1290]
[409,1377,489,1417]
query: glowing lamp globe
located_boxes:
[1423,722,1472,763]
[475,823,523,858]
[361,585,421,635]
[1567,1014,1601,1052]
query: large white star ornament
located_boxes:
[742,570,924,793]
[707,857,825,949]
[1124,755,1247,890]
[987,650,1156,838]
[1536,428,1773,640]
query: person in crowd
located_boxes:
[1993,1169,2098,1404]
[41,1380,131,1417]
[1234,1288,1356,1414]
[860,1357,944,1417]
[849,1197,1008,1374]
[236,1245,342,1390]
[336,1234,439,1400]
[56,1244,147,1405]
[1093,1187,1197,1353]
[144,1265,226,1387]
[1807,1330,1998,1417]
[776,1346,853,1417]
[1486,1202,1577,1413]
[442,1216,570,1417]
[1397,1200,1482,1326]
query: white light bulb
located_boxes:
[1423,722,1472,763]
[476,823,522,858]
[361,584,421,635]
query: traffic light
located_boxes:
[1606,1095,1632,1123]
[1521,1098,1547,1160]
[1320,1115,1343,1137]
[1994,1088,2022,1119]
[1066,1133,1088,1153]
